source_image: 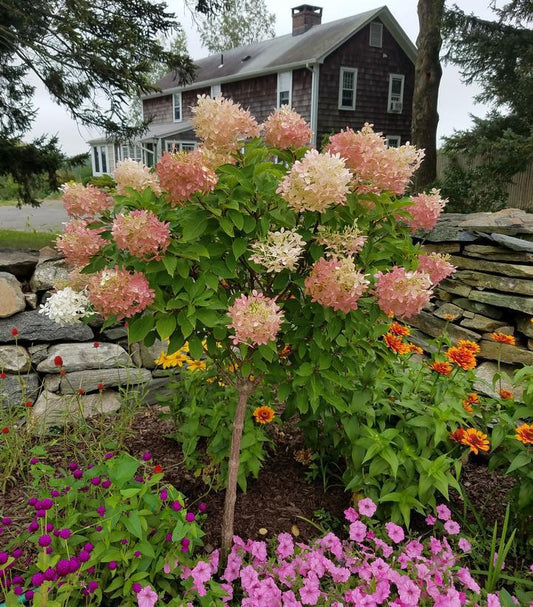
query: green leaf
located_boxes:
[182,210,208,241]
[124,511,143,540]
[120,488,141,498]
[136,540,155,558]
[232,238,248,260]
[176,259,190,279]
[188,335,204,360]
[295,362,313,376]
[219,216,234,236]
[156,315,177,340]
[128,314,154,343]
[507,451,531,474]
[197,309,219,328]
[108,453,139,486]
[228,209,244,230]
[162,255,177,277]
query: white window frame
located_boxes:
[119,143,143,162]
[211,83,221,98]
[173,92,182,122]
[369,22,383,47]
[386,135,401,148]
[92,145,109,175]
[388,74,405,113]
[165,140,197,153]
[277,71,292,108]
[338,67,357,110]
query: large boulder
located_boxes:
[37,343,131,373]
[0,311,94,344]
[0,272,26,318]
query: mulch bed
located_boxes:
[0,405,515,552]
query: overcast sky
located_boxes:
[26,0,499,156]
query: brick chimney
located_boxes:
[292,5,323,36]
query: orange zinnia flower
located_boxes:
[462,392,479,414]
[430,360,453,376]
[389,322,410,337]
[460,428,490,455]
[457,340,480,354]
[253,406,275,424]
[490,332,516,345]
[499,389,513,400]
[449,428,466,443]
[407,343,423,354]
[446,346,477,370]
[462,402,473,414]
[515,423,533,445]
[384,333,410,354]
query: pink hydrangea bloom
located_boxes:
[113,159,161,196]
[112,210,170,260]
[156,150,218,206]
[55,219,106,268]
[385,522,405,543]
[263,106,313,149]
[227,291,284,346]
[358,497,377,517]
[404,188,447,232]
[61,182,113,218]
[305,257,369,314]
[277,149,352,213]
[417,252,456,285]
[191,94,260,156]
[325,123,424,195]
[250,228,305,273]
[88,267,154,321]
[374,266,433,319]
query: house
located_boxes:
[89,4,416,176]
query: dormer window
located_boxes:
[173,92,182,122]
[369,22,383,47]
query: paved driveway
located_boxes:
[0,200,68,232]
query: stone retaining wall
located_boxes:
[413,208,533,396]
[0,247,170,430]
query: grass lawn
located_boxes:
[0,228,58,249]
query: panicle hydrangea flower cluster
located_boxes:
[111,210,171,260]
[277,149,352,213]
[305,257,369,314]
[113,159,161,196]
[39,287,90,326]
[262,106,313,149]
[227,291,284,346]
[404,189,447,232]
[374,266,433,319]
[181,497,497,606]
[325,123,424,195]
[87,267,154,321]
[60,182,114,218]
[315,222,367,257]
[416,253,456,285]
[191,94,260,157]
[156,150,218,206]
[55,219,106,268]
[249,228,305,273]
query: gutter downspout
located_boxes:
[307,63,320,147]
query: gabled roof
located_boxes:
[145,6,416,98]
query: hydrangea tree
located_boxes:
[43,96,449,551]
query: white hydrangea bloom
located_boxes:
[250,228,305,273]
[316,222,367,257]
[39,287,90,326]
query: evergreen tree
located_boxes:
[440,1,533,210]
[197,0,275,53]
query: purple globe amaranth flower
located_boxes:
[45,547,53,554]
[58,528,71,540]
[73,470,83,479]
[27,521,39,533]
[13,587,23,596]
[198,502,207,513]
[56,559,72,577]
[25,591,34,601]
[90,477,101,486]
[44,568,57,581]
[134,551,141,558]
[135,476,144,483]
[36,510,46,518]
[0,552,8,564]
[185,512,195,523]
[88,464,94,469]
[78,550,90,562]
[88,581,99,594]
[30,458,40,465]
[104,452,114,459]
[46,523,54,532]
[102,479,111,489]
[97,506,106,517]
[39,498,54,510]
[68,462,78,471]
[108,561,117,570]
[2,517,12,525]
[12,576,23,585]
[142,451,152,461]
[132,582,142,593]
[96,525,103,532]
[121,539,128,545]
[165,533,172,542]
[68,557,80,572]
[28,497,38,506]
[159,489,168,500]
[84,543,94,552]
[38,534,52,547]
[12,549,23,559]
[87,566,95,574]
[50,490,60,497]
[171,500,182,511]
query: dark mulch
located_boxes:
[0,405,516,552]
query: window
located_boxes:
[173,92,182,122]
[388,74,405,112]
[369,22,383,47]
[338,67,357,110]
[211,83,221,98]
[386,135,401,148]
[92,146,108,175]
[143,143,155,168]
[120,143,142,162]
[277,71,292,107]
[165,140,197,153]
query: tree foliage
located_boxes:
[197,0,275,53]
[440,1,533,210]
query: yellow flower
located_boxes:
[187,359,207,372]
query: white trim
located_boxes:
[369,22,383,47]
[338,67,357,110]
[388,73,405,113]
[386,135,401,148]
[164,140,197,153]
[309,63,319,147]
[172,92,182,122]
[91,144,112,176]
[277,71,292,107]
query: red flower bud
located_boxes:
[1,427,9,434]
[54,356,63,368]
[11,328,19,337]
[154,464,163,474]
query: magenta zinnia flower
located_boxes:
[277,149,352,213]
[305,257,369,314]
[263,106,312,149]
[88,267,154,321]
[112,210,170,260]
[374,266,433,319]
[227,291,284,346]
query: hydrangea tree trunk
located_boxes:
[221,378,255,552]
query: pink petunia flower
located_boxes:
[136,585,158,607]
[357,497,377,517]
[385,522,405,543]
